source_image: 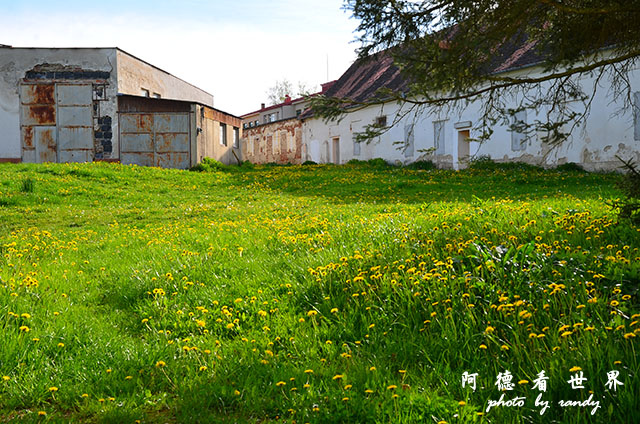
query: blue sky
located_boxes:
[0,0,359,114]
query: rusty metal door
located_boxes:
[57,84,94,163]
[120,112,190,168]
[20,84,57,163]
[20,83,94,163]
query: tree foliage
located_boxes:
[266,79,316,105]
[312,1,640,144]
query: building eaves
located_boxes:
[117,94,242,120]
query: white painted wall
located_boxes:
[0,48,118,160]
[303,61,640,171]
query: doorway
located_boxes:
[332,137,340,164]
[457,129,470,169]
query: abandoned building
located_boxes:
[0,46,241,168]
[298,48,640,171]
[240,82,334,164]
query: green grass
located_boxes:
[0,161,638,423]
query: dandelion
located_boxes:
[479,344,487,350]
[38,411,46,416]
[332,374,344,380]
[485,326,495,333]
[387,385,397,390]
[276,381,286,387]
[330,308,339,313]
[81,393,89,398]
[369,366,377,371]
[501,345,509,351]
[19,326,29,332]
[199,366,208,371]
[304,369,314,374]
[569,366,582,372]
[458,401,466,406]
[2,376,9,381]
[48,386,58,392]
[155,361,166,368]
[518,380,529,385]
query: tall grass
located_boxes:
[0,162,637,423]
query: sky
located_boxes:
[0,0,360,115]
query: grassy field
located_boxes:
[0,160,638,423]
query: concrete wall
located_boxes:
[195,105,242,165]
[0,48,118,160]
[242,118,303,164]
[303,62,640,171]
[117,50,213,107]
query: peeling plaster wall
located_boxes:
[242,118,303,164]
[117,50,213,107]
[303,61,640,171]
[0,48,118,160]
[195,105,242,165]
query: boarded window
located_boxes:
[511,110,527,151]
[404,123,414,157]
[634,91,640,141]
[273,132,279,155]
[220,123,227,146]
[375,115,387,127]
[434,120,446,155]
[233,127,239,148]
[353,135,361,156]
[253,136,259,156]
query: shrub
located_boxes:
[468,155,543,171]
[555,162,586,172]
[190,157,228,172]
[614,157,640,223]
[302,160,317,166]
[240,160,255,169]
[404,160,436,170]
[367,158,393,168]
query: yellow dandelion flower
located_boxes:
[19,326,29,332]
[304,369,314,374]
[38,411,46,416]
[479,344,487,350]
[569,366,582,372]
[276,381,286,387]
[624,333,636,339]
[48,386,58,392]
[518,380,528,385]
[369,366,377,371]
[2,376,10,381]
[501,345,509,350]
[344,384,352,390]
[332,374,344,380]
[561,331,573,337]
[155,361,166,367]
[458,400,466,406]
[199,366,208,371]
[365,389,374,394]
[387,385,397,390]
[81,393,89,398]
[485,326,495,333]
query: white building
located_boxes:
[300,47,640,171]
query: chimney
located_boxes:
[284,94,292,104]
[260,103,265,109]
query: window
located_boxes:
[511,110,527,151]
[141,88,150,97]
[634,91,640,141]
[272,132,279,155]
[434,120,446,155]
[152,93,161,99]
[296,109,302,117]
[404,123,414,157]
[233,127,240,148]
[375,115,387,127]
[220,123,227,146]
